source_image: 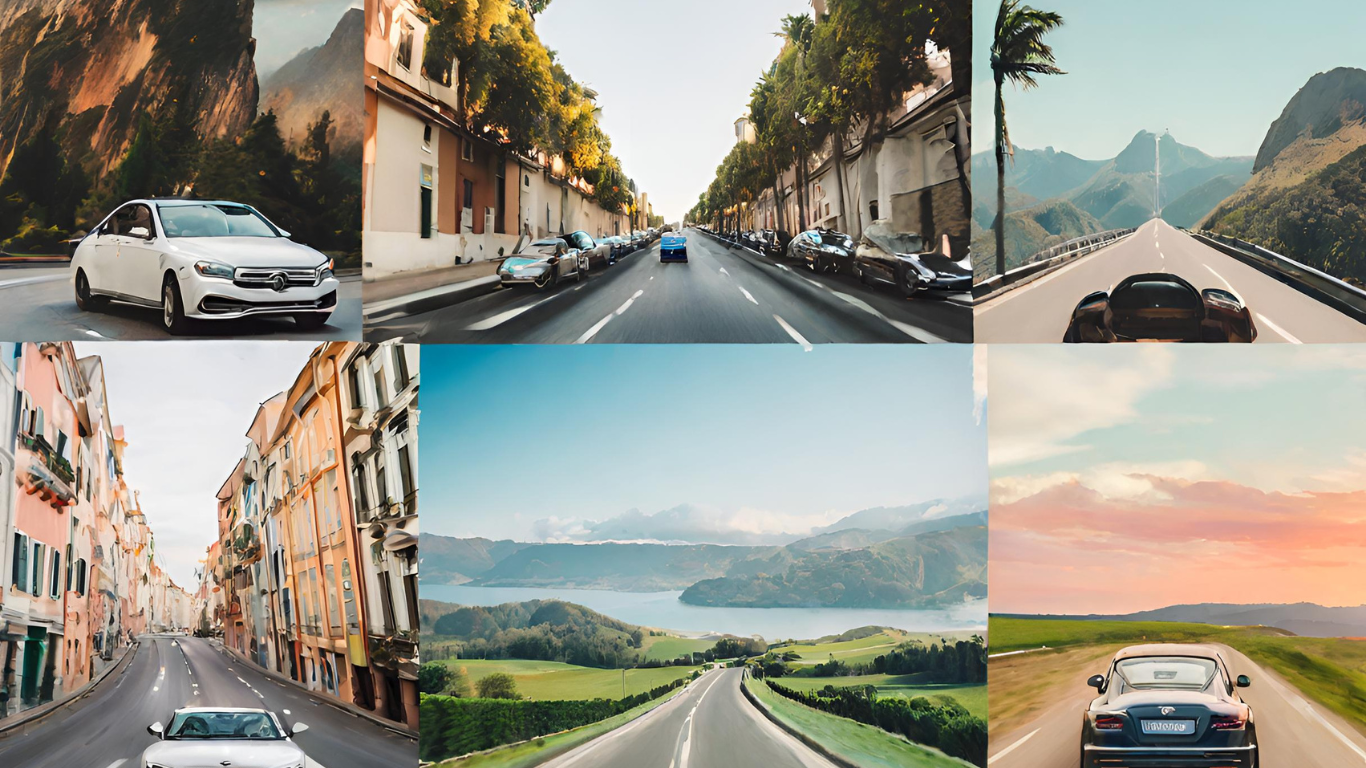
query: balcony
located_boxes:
[18,433,76,507]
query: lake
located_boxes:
[421,584,986,641]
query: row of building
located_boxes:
[362,0,654,279]
[724,10,970,259]
[0,342,192,719]
[195,342,420,730]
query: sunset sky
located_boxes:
[987,345,1366,615]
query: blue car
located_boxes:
[660,231,687,262]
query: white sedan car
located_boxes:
[142,707,309,768]
[71,198,339,334]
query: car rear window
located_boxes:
[1116,657,1217,691]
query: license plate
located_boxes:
[1141,719,1195,735]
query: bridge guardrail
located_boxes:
[1188,230,1366,325]
[973,228,1136,302]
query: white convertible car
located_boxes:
[142,707,309,768]
[71,198,339,334]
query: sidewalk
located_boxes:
[362,260,504,322]
[0,640,138,735]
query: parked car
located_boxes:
[790,228,855,273]
[143,707,310,768]
[1081,644,1257,768]
[566,230,613,268]
[497,237,584,289]
[1063,272,1257,343]
[660,231,688,262]
[854,220,971,297]
[763,230,793,258]
[71,198,339,335]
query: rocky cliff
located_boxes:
[259,7,362,162]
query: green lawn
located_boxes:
[640,635,715,662]
[743,677,972,768]
[777,675,986,719]
[776,630,927,667]
[441,658,699,701]
[440,684,688,768]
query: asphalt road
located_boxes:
[988,644,1366,768]
[975,219,1366,343]
[0,634,416,768]
[365,229,972,344]
[0,266,362,340]
[541,668,835,768]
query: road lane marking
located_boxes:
[1262,672,1366,762]
[719,267,729,277]
[0,274,66,290]
[575,314,614,344]
[465,294,562,331]
[988,728,1039,764]
[773,315,813,351]
[1255,313,1302,344]
[616,290,643,315]
[828,290,946,343]
[104,760,127,768]
[738,287,758,304]
[1203,263,1232,289]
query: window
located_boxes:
[50,550,61,598]
[347,364,366,410]
[396,22,414,71]
[461,140,474,163]
[398,445,414,501]
[419,187,432,240]
[12,532,29,593]
[422,124,432,150]
[393,348,410,391]
[462,179,474,210]
[324,564,341,632]
[869,200,879,221]
[377,570,397,633]
[373,365,388,408]
[32,542,45,597]
[351,456,371,515]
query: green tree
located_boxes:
[990,0,1065,275]
[418,662,454,694]
[476,672,520,699]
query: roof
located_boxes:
[1113,643,1227,662]
[139,198,250,208]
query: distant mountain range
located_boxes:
[259,8,362,165]
[1003,602,1366,639]
[422,498,988,609]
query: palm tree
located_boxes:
[991,0,1065,276]
[776,14,815,53]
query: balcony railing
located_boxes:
[18,433,77,505]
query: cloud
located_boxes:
[530,503,849,546]
[972,345,988,426]
[988,346,1175,467]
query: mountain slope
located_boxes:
[970,146,1106,221]
[259,8,362,162]
[1254,67,1366,172]
[419,534,531,584]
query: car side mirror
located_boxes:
[1087,674,1107,692]
[1200,289,1257,343]
[1064,292,1114,343]
[1236,675,1251,688]
[128,226,151,239]
[148,722,164,738]
[291,722,309,736]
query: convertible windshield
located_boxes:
[168,711,283,740]
[1115,657,1217,691]
[158,204,280,238]
[862,225,924,255]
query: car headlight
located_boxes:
[194,260,234,279]
[319,259,335,280]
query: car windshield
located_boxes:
[1115,657,1217,692]
[159,204,279,238]
[167,711,282,740]
[523,240,563,255]
[820,232,850,247]
[862,224,924,255]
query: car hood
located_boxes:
[167,237,327,269]
[897,252,971,277]
[143,739,304,768]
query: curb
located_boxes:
[362,274,503,322]
[0,639,140,735]
[739,674,860,768]
[217,642,417,739]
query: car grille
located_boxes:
[200,291,336,314]
[234,266,325,290]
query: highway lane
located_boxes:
[0,267,362,340]
[542,667,835,768]
[0,634,416,768]
[988,643,1366,768]
[975,218,1366,343]
[365,228,972,344]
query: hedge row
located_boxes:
[419,676,691,762]
[765,681,988,767]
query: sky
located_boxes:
[988,345,1366,615]
[72,342,318,588]
[253,0,362,78]
[971,0,1366,159]
[536,0,812,223]
[423,345,987,543]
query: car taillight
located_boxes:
[1095,715,1124,730]
[1210,715,1246,731]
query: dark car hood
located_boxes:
[901,252,971,277]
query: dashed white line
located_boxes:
[103,760,127,768]
[1203,263,1232,289]
[575,314,614,344]
[718,267,730,277]
[616,290,643,316]
[1256,313,1302,344]
[738,287,758,304]
[773,315,813,351]
[465,295,560,330]
[1262,671,1366,762]
[988,728,1039,764]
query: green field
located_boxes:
[441,658,699,701]
[777,630,919,666]
[743,677,972,768]
[778,675,986,718]
[640,635,715,662]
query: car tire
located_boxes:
[294,314,329,330]
[859,265,873,286]
[161,277,191,336]
[75,269,105,311]
[573,260,583,283]
[898,266,921,299]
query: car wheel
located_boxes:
[573,260,583,283]
[294,314,329,330]
[534,266,556,290]
[859,265,872,286]
[75,269,105,311]
[161,277,190,336]
[898,266,921,299]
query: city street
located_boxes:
[975,219,1366,343]
[988,644,1366,768]
[0,634,416,768]
[0,267,362,340]
[541,668,835,768]
[366,229,972,344]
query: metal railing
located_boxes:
[973,228,1136,298]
